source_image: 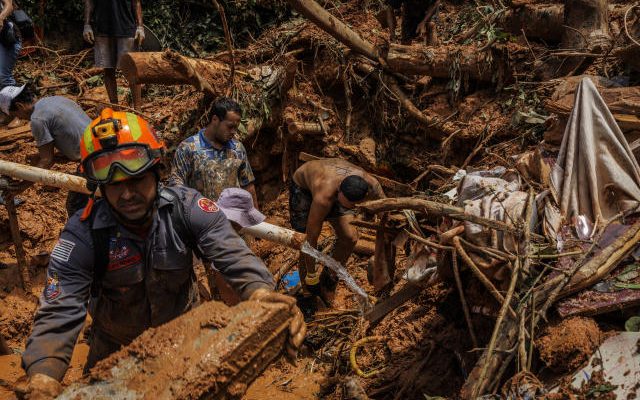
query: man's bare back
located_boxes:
[293,158,383,203]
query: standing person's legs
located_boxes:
[288,180,312,279]
[115,38,137,107]
[0,40,21,87]
[103,68,118,104]
[94,37,119,104]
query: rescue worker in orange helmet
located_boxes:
[18,109,305,397]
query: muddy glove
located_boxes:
[83,24,94,44]
[134,26,145,46]
[14,373,63,400]
[249,288,306,361]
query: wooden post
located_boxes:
[5,194,30,292]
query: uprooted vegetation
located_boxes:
[2,0,640,399]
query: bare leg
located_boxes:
[329,214,359,265]
[104,68,118,104]
[323,214,359,305]
[130,82,142,110]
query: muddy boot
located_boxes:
[319,269,339,307]
[295,291,318,320]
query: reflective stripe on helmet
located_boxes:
[126,112,143,141]
[82,126,94,155]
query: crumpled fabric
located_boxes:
[550,77,640,225]
[457,168,532,284]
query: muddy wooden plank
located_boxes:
[556,287,640,318]
[58,300,292,400]
[365,283,423,324]
[0,124,31,144]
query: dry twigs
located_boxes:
[211,0,236,93]
[452,249,478,348]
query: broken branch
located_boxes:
[359,197,523,236]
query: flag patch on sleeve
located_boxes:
[51,239,76,262]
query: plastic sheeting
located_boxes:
[550,77,640,225]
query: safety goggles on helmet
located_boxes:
[82,143,163,185]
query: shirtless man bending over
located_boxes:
[289,158,385,306]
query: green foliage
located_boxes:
[17,0,292,55]
[18,0,84,35]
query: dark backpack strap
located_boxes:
[90,214,111,298]
[161,187,203,259]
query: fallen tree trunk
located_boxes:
[288,0,507,84]
[503,4,564,42]
[285,0,379,61]
[557,0,610,76]
[119,51,233,87]
[503,4,625,42]
[385,44,503,82]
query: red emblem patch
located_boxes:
[198,198,219,213]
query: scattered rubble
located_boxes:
[1,0,640,398]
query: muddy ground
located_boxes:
[2,0,640,398]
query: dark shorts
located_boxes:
[94,36,135,69]
[288,181,355,233]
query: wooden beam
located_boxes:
[0,123,31,143]
[5,194,30,292]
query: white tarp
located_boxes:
[550,77,640,225]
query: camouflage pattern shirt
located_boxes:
[169,129,255,200]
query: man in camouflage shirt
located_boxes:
[170,97,258,207]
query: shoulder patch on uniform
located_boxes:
[198,198,219,213]
[51,238,76,262]
[44,272,61,301]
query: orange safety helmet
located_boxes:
[80,108,165,185]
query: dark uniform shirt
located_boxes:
[93,0,136,37]
[22,185,274,380]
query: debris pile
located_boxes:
[2,0,640,399]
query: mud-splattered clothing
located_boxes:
[22,185,273,381]
[169,129,255,200]
[288,181,354,233]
